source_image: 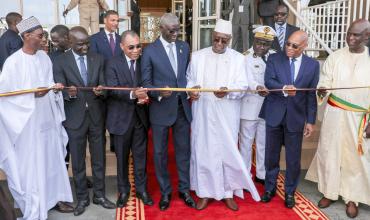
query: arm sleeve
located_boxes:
[104,60,131,101]
[98,0,110,11]
[264,56,285,96]
[186,55,196,89]
[227,57,249,99]
[53,60,71,101]
[66,0,79,11]
[141,48,160,99]
[306,61,320,124]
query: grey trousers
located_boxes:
[232,24,250,53]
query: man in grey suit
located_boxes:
[223,0,255,52]
[53,26,115,216]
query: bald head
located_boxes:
[285,30,308,58]
[346,19,370,53]
[69,26,89,56]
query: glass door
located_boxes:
[172,0,186,41]
[192,0,221,51]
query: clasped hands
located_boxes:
[133,87,149,104]
[35,83,64,98]
[66,85,104,98]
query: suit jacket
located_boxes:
[53,50,106,129]
[259,52,319,132]
[224,0,254,25]
[0,29,23,71]
[131,0,141,33]
[105,54,149,135]
[272,23,300,52]
[257,0,281,17]
[89,30,122,61]
[141,38,191,126]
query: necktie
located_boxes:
[78,56,88,85]
[167,44,177,77]
[109,33,115,54]
[290,58,296,84]
[129,59,136,84]
[278,25,285,50]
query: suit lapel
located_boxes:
[67,50,85,86]
[114,33,121,56]
[120,55,134,85]
[87,53,94,86]
[154,39,176,77]
[175,41,182,79]
[294,55,307,85]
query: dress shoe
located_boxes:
[74,199,90,216]
[318,197,335,208]
[159,194,171,211]
[346,201,358,218]
[196,198,210,210]
[53,201,74,213]
[224,198,239,211]
[136,191,154,206]
[285,194,295,208]
[93,196,116,209]
[261,190,276,203]
[254,177,265,185]
[179,192,196,208]
[116,193,130,208]
[87,178,93,189]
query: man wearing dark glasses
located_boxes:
[105,30,153,208]
[141,13,195,211]
[187,19,260,211]
[260,30,319,209]
[271,4,299,52]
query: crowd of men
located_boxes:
[0,2,370,220]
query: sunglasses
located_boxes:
[128,44,142,50]
[286,42,300,50]
[168,28,180,34]
[213,37,229,44]
[274,12,287,17]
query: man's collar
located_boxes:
[71,50,86,59]
[104,29,115,35]
[290,54,303,61]
[275,22,287,29]
[160,35,175,47]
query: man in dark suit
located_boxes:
[0,12,22,71]
[53,26,115,216]
[259,30,319,208]
[49,25,70,63]
[271,4,299,52]
[141,13,195,211]
[90,10,122,152]
[105,30,153,208]
[257,0,281,27]
[128,0,141,36]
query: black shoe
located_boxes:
[53,201,74,213]
[116,193,130,208]
[87,178,93,189]
[136,191,154,206]
[255,177,265,185]
[179,192,196,208]
[159,194,171,211]
[93,196,116,209]
[285,194,295,208]
[74,199,90,216]
[261,190,276,203]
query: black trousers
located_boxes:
[114,112,148,194]
[67,113,106,201]
[151,101,191,195]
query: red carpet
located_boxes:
[116,131,329,220]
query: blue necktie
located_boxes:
[290,58,296,84]
[129,59,135,84]
[78,56,88,86]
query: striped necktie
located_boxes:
[290,58,296,84]
[278,25,285,50]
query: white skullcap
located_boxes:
[253,25,277,41]
[214,19,232,35]
[16,16,42,34]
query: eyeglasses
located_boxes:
[128,44,142,50]
[274,12,287,17]
[213,37,229,44]
[286,42,300,50]
[168,28,180,34]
